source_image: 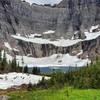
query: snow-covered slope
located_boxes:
[2,49,90,67]
[4,52,90,67]
[12,30,100,47]
[12,35,81,47]
[0,73,49,90]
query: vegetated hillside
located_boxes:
[7,58,100,100]
[36,57,100,89]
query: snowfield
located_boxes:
[1,49,90,68]
[12,30,100,47]
[16,54,90,67]
[0,73,49,90]
[12,35,82,47]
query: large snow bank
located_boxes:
[0,73,49,90]
[12,30,100,47]
[12,35,81,47]
[15,53,90,67]
[2,49,90,68]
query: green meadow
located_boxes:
[8,87,100,100]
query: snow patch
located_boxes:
[4,42,12,50]
[0,73,49,90]
[77,50,83,56]
[43,30,55,35]
[90,25,99,33]
[4,42,19,52]
[13,48,19,52]
[84,31,100,40]
[27,33,42,38]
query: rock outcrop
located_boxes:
[16,35,100,59]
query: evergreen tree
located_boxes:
[27,82,33,91]
[2,51,7,67]
[96,56,99,63]
[32,67,36,74]
[17,62,22,72]
[37,67,40,74]
[24,65,28,73]
[32,67,40,75]
[0,51,7,71]
[11,58,17,72]
[0,50,2,61]
[21,56,24,73]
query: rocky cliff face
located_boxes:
[16,35,100,59]
[0,0,100,41]
[58,0,100,32]
[0,0,66,42]
[0,0,100,59]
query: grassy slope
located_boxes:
[8,88,100,100]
